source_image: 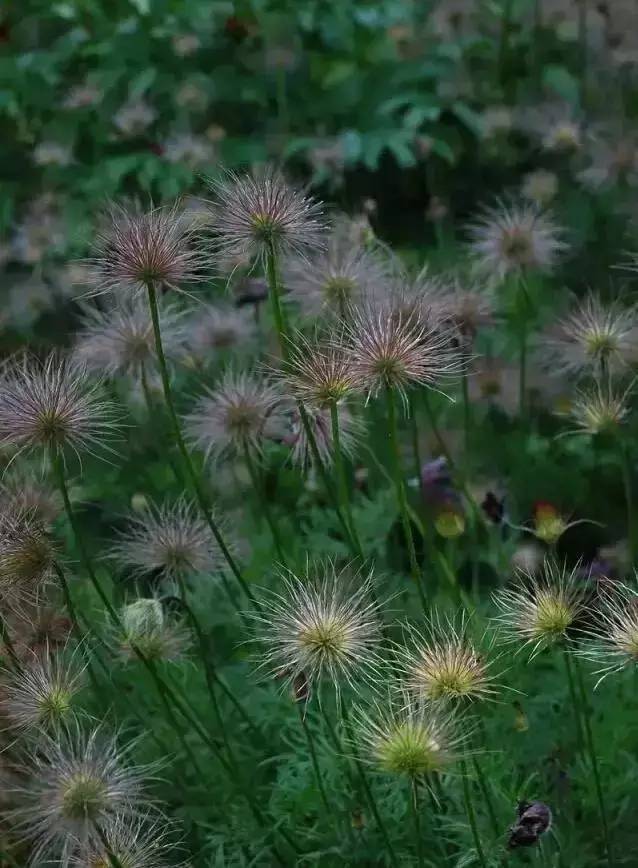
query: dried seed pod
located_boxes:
[508,800,552,848]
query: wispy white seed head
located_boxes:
[252,560,383,694]
[579,583,638,682]
[492,561,588,657]
[184,370,285,462]
[280,334,357,407]
[84,202,207,296]
[110,498,222,582]
[75,298,187,378]
[188,303,256,363]
[352,692,464,777]
[0,511,56,613]
[0,353,120,459]
[543,294,638,377]
[559,381,632,436]
[118,597,189,663]
[1,644,86,732]
[521,169,559,207]
[69,813,183,868]
[10,724,156,866]
[206,168,326,261]
[397,612,500,703]
[283,236,390,318]
[341,303,461,402]
[285,403,362,469]
[468,200,567,282]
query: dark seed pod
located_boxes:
[482,491,505,524]
[508,800,552,848]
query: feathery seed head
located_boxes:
[75,298,186,378]
[189,303,255,363]
[1,645,86,731]
[468,201,566,282]
[398,613,498,703]
[521,169,559,207]
[12,725,154,865]
[353,694,463,777]
[207,168,325,261]
[70,814,182,868]
[341,303,461,402]
[252,560,382,693]
[579,583,638,680]
[281,335,357,407]
[110,499,222,582]
[0,353,120,458]
[0,467,61,526]
[492,561,587,656]
[0,511,56,612]
[85,202,206,296]
[561,382,632,435]
[119,598,189,662]
[185,370,284,462]
[285,403,361,469]
[543,294,638,377]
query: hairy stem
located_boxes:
[330,399,363,558]
[460,757,488,868]
[410,778,425,868]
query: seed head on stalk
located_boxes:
[116,597,189,663]
[579,582,638,683]
[397,611,500,704]
[109,498,223,583]
[206,168,326,262]
[558,381,632,436]
[0,466,62,527]
[69,813,183,868]
[251,559,383,696]
[467,200,566,282]
[279,333,357,408]
[285,403,362,469]
[84,202,207,297]
[492,560,588,658]
[9,723,157,867]
[352,691,464,778]
[542,294,638,377]
[184,369,285,463]
[0,352,120,462]
[0,510,57,614]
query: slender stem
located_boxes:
[460,758,488,868]
[409,394,422,482]
[145,281,258,611]
[0,610,19,668]
[330,400,363,558]
[471,754,499,838]
[242,442,287,563]
[298,702,346,842]
[52,560,101,697]
[461,365,472,461]
[410,778,425,868]
[341,705,400,868]
[620,441,634,566]
[384,385,427,611]
[578,0,588,108]
[519,319,527,419]
[498,0,513,89]
[573,656,613,868]
[562,650,585,754]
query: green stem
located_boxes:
[578,0,587,107]
[52,560,101,697]
[410,778,425,868]
[471,754,499,839]
[498,0,513,90]
[519,319,527,419]
[562,649,585,754]
[0,610,19,668]
[384,385,427,611]
[242,442,287,563]
[461,365,471,461]
[330,400,363,559]
[573,656,613,868]
[341,704,400,868]
[145,281,258,611]
[409,393,422,483]
[460,758,488,868]
[620,441,634,566]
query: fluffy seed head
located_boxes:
[11,725,155,866]
[543,294,638,377]
[560,382,632,435]
[85,202,206,296]
[280,334,357,407]
[341,303,461,402]
[492,561,588,657]
[110,499,222,582]
[412,273,494,347]
[0,353,120,459]
[579,583,638,681]
[118,598,189,662]
[189,303,255,363]
[285,403,362,469]
[184,370,284,462]
[0,511,56,612]
[397,613,499,703]
[468,201,566,282]
[353,694,463,777]
[69,814,182,868]
[207,168,326,260]
[1,644,86,732]
[0,467,61,527]
[283,237,389,318]
[75,298,186,378]
[252,561,382,693]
